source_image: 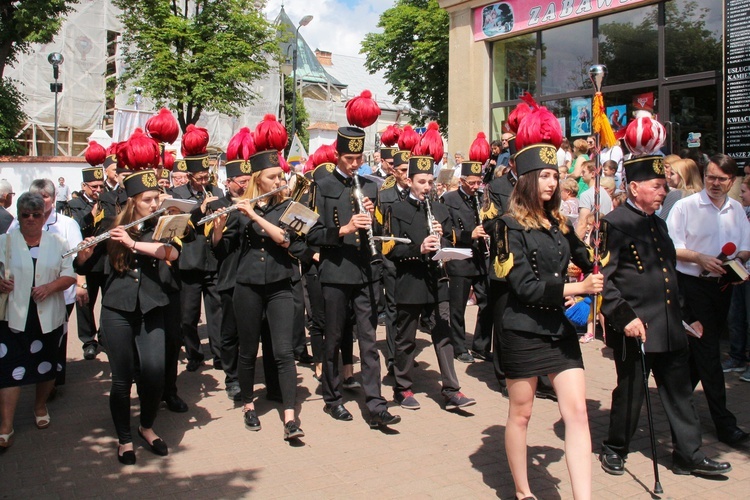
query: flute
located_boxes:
[196,185,287,226]
[62,208,167,258]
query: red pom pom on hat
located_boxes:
[106,141,120,156]
[277,151,290,173]
[398,125,420,152]
[469,132,490,163]
[226,127,256,161]
[122,128,161,171]
[621,116,666,156]
[507,100,532,134]
[84,141,107,166]
[181,124,209,157]
[515,93,563,150]
[346,90,381,129]
[380,124,401,147]
[162,150,176,171]
[254,114,288,152]
[413,122,443,162]
[145,108,179,144]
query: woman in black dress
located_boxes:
[491,141,603,500]
[213,150,306,441]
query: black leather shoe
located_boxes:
[117,445,136,465]
[295,352,314,364]
[138,428,168,456]
[324,404,353,421]
[163,394,188,413]
[369,410,401,428]
[284,421,305,440]
[535,387,558,402]
[186,357,204,372]
[243,409,261,431]
[471,350,490,361]
[718,428,750,446]
[599,452,625,475]
[226,384,242,402]
[83,344,98,360]
[673,457,732,476]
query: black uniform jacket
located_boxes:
[501,215,593,337]
[485,171,516,219]
[385,197,452,305]
[69,194,109,273]
[441,188,487,277]
[307,170,382,285]
[482,171,517,281]
[100,225,177,314]
[600,203,687,353]
[208,195,238,292]
[215,198,309,286]
[172,183,224,272]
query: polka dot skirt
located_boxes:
[0,321,63,388]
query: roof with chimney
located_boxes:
[319,52,397,112]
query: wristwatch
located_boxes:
[79,283,88,289]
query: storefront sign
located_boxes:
[725,0,750,168]
[473,0,655,41]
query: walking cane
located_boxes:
[637,336,664,495]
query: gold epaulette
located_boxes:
[480,201,498,221]
[493,222,513,278]
[381,175,396,191]
[375,206,384,226]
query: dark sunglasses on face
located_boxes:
[21,212,44,219]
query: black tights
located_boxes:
[100,306,165,445]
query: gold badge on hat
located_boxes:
[540,146,557,165]
[176,160,187,171]
[417,157,432,172]
[240,161,252,174]
[94,169,103,180]
[142,172,158,188]
[349,138,364,152]
[471,163,482,175]
[652,157,664,175]
[201,156,210,168]
[269,153,280,167]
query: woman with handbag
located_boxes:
[0,192,76,449]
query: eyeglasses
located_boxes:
[85,183,104,191]
[705,174,732,184]
[20,212,44,219]
[230,178,250,187]
[464,180,483,187]
[191,174,210,182]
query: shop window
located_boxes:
[492,34,537,102]
[665,0,722,77]
[541,21,593,95]
[490,106,512,141]
[541,99,572,138]
[598,5,658,86]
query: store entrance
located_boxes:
[662,81,719,156]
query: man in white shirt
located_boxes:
[667,153,750,446]
[55,177,71,213]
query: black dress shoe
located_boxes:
[117,445,136,465]
[673,457,732,476]
[186,357,204,372]
[163,394,188,413]
[324,404,353,421]
[138,428,168,456]
[718,428,750,446]
[369,410,401,428]
[226,384,242,402]
[243,409,261,431]
[284,421,305,440]
[599,452,625,475]
[535,387,557,402]
[83,344,98,360]
[471,350,490,361]
[295,352,314,364]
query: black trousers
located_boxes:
[233,281,297,409]
[303,267,354,365]
[219,289,240,387]
[602,341,704,465]
[291,277,308,358]
[394,301,460,397]
[180,270,222,363]
[382,258,398,364]
[100,306,165,445]
[678,273,740,437]
[490,279,509,388]
[163,292,182,398]
[321,282,386,415]
[75,271,105,347]
[448,273,493,355]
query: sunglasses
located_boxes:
[20,212,44,219]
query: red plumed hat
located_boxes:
[106,141,120,156]
[254,114,288,152]
[398,125,420,152]
[122,128,161,171]
[620,116,666,156]
[145,108,179,144]
[226,127,256,161]
[162,150,176,171]
[181,124,209,157]
[506,98,532,134]
[313,143,337,166]
[380,124,401,147]
[469,132,490,163]
[84,141,107,166]
[346,90,381,129]
[515,93,563,150]
[277,151,290,173]
[413,122,443,162]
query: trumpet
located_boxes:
[196,185,287,226]
[352,174,381,263]
[424,197,449,282]
[62,208,167,258]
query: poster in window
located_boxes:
[606,105,627,133]
[480,3,514,38]
[570,98,591,137]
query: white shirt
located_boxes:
[557,148,572,168]
[9,211,82,304]
[667,190,750,277]
[578,186,613,216]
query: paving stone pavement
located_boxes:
[1,306,749,499]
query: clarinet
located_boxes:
[352,175,381,263]
[424,197,449,282]
[474,191,490,255]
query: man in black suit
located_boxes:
[307,127,400,428]
[0,180,15,234]
[599,155,731,477]
[442,160,492,363]
[171,154,224,372]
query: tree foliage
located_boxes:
[0,78,27,155]
[361,0,449,128]
[114,0,278,131]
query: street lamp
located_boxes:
[290,15,313,144]
[48,52,64,156]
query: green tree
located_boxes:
[361,0,449,128]
[114,0,278,132]
[0,0,77,154]
[283,75,308,154]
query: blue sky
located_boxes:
[264,0,392,57]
